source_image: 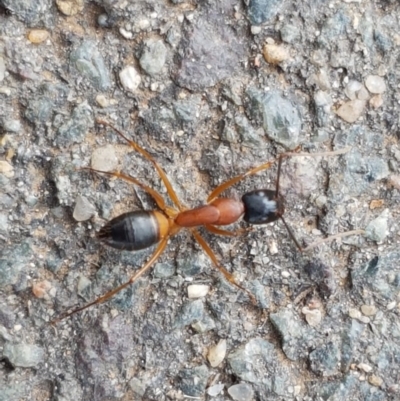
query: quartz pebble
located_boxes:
[228,383,254,401]
[119,66,141,92]
[302,306,322,327]
[361,304,377,316]
[73,195,96,221]
[207,339,227,367]
[187,284,209,298]
[91,145,118,172]
[207,383,224,396]
[365,75,386,94]
[336,99,366,123]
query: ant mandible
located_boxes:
[52,119,352,322]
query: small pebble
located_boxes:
[56,0,84,16]
[268,240,278,255]
[73,195,96,221]
[368,374,383,387]
[0,160,14,178]
[365,75,386,94]
[207,339,227,367]
[369,199,384,209]
[302,306,322,327]
[365,209,389,242]
[336,99,366,123]
[251,26,262,35]
[369,94,384,109]
[349,308,370,323]
[3,343,45,368]
[119,27,133,39]
[2,119,21,133]
[119,66,141,92]
[344,80,363,100]
[361,304,377,316]
[228,383,254,401]
[358,362,373,373]
[207,383,224,396]
[95,94,110,108]
[28,30,49,44]
[32,280,53,299]
[263,43,290,65]
[91,144,118,172]
[187,284,210,298]
[77,276,91,297]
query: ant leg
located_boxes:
[96,118,184,211]
[302,229,365,252]
[191,228,256,304]
[81,167,177,218]
[51,235,170,323]
[207,147,351,203]
[205,224,253,237]
[207,159,277,203]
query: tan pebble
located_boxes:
[388,175,400,190]
[308,298,322,309]
[91,144,118,172]
[369,94,383,109]
[28,30,49,44]
[349,308,362,319]
[0,160,14,177]
[263,43,290,65]
[207,339,227,367]
[32,280,52,298]
[361,304,377,316]
[368,374,383,387]
[56,0,84,16]
[369,199,384,209]
[336,99,366,123]
[302,306,322,327]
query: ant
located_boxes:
[52,119,354,322]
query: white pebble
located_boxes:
[91,144,118,172]
[207,339,227,367]
[187,284,210,298]
[119,66,141,92]
[358,362,373,373]
[269,240,278,255]
[302,306,322,327]
[336,99,366,123]
[207,383,225,396]
[73,195,96,222]
[365,75,386,94]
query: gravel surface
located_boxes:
[1,1,400,401]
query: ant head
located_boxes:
[242,189,284,225]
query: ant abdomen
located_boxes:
[97,211,168,251]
